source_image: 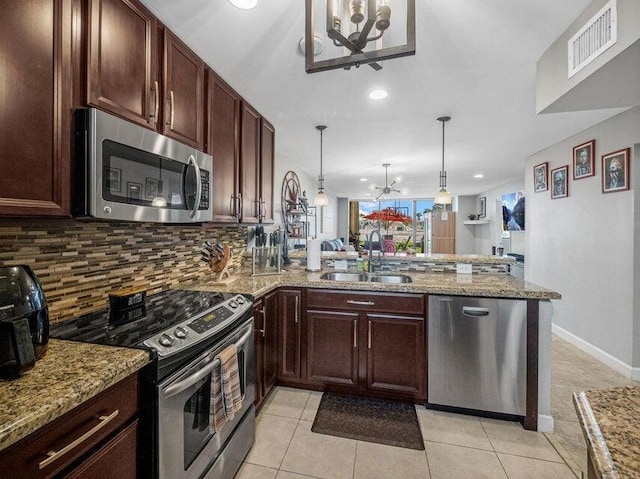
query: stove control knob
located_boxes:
[229,300,238,309]
[159,334,174,347]
[174,327,188,339]
[236,296,245,304]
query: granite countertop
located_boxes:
[183,267,561,300]
[573,386,640,479]
[0,339,150,453]
[285,250,517,264]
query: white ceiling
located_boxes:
[142,0,623,200]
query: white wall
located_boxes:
[455,195,478,254]
[472,180,526,255]
[525,107,640,372]
[336,197,349,242]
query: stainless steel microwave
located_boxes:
[73,108,212,223]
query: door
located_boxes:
[0,0,72,217]
[206,71,241,222]
[365,314,425,398]
[262,291,279,396]
[162,29,205,149]
[431,211,456,254]
[87,0,158,129]
[307,310,359,388]
[239,102,261,223]
[278,289,302,381]
[259,119,275,223]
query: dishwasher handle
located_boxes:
[462,306,490,317]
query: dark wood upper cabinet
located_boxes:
[0,0,72,217]
[162,30,205,150]
[240,101,261,224]
[206,71,241,223]
[87,0,158,128]
[260,119,275,224]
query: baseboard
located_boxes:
[538,414,554,433]
[552,323,640,381]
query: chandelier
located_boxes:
[374,163,400,201]
[304,0,416,73]
[434,116,452,205]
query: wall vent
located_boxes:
[568,0,617,78]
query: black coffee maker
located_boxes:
[0,266,49,378]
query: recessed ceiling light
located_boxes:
[360,178,368,182]
[368,89,388,100]
[228,0,258,9]
[474,174,484,179]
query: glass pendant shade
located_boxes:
[313,190,329,206]
[434,187,452,205]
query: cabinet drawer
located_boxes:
[0,374,138,479]
[307,289,424,315]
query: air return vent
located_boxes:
[568,0,617,78]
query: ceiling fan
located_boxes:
[374,163,401,201]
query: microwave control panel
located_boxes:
[199,170,210,210]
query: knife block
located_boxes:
[208,245,238,285]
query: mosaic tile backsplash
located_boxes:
[0,220,248,323]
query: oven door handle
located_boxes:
[163,327,252,399]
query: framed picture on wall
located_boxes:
[602,148,630,194]
[478,197,486,218]
[573,140,595,180]
[145,178,163,199]
[550,165,569,199]
[533,162,548,192]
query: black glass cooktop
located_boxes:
[50,289,246,349]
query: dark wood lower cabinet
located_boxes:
[63,419,138,479]
[254,291,279,408]
[366,314,425,398]
[278,289,303,382]
[307,310,359,388]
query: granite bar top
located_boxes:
[285,251,516,264]
[0,339,150,452]
[183,267,561,300]
[573,386,640,479]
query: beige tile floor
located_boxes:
[238,335,636,479]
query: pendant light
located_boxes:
[434,116,452,205]
[313,125,329,206]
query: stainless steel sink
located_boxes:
[319,272,368,282]
[369,274,412,284]
[319,272,412,284]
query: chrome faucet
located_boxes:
[367,230,382,273]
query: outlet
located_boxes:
[456,263,473,275]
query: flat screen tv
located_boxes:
[502,192,525,231]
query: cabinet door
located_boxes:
[253,299,264,407]
[162,29,205,149]
[64,419,138,479]
[259,119,275,224]
[278,289,302,381]
[263,291,279,396]
[206,71,241,223]
[239,102,261,224]
[307,310,359,388]
[365,314,426,398]
[431,211,456,254]
[87,0,158,129]
[0,0,71,217]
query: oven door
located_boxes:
[157,319,254,479]
[77,107,212,223]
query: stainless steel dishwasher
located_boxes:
[428,296,526,416]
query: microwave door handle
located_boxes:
[163,326,253,399]
[187,155,202,218]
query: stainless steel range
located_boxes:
[51,289,255,479]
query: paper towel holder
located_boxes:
[306,238,322,272]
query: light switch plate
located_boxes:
[456,263,473,275]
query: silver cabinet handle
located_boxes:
[346,300,375,306]
[260,307,266,337]
[230,194,236,218]
[151,80,159,121]
[238,193,243,221]
[294,296,299,323]
[168,90,175,129]
[462,306,490,317]
[187,155,202,218]
[39,410,119,469]
[353,319,357,348]
[368,320,372,349]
